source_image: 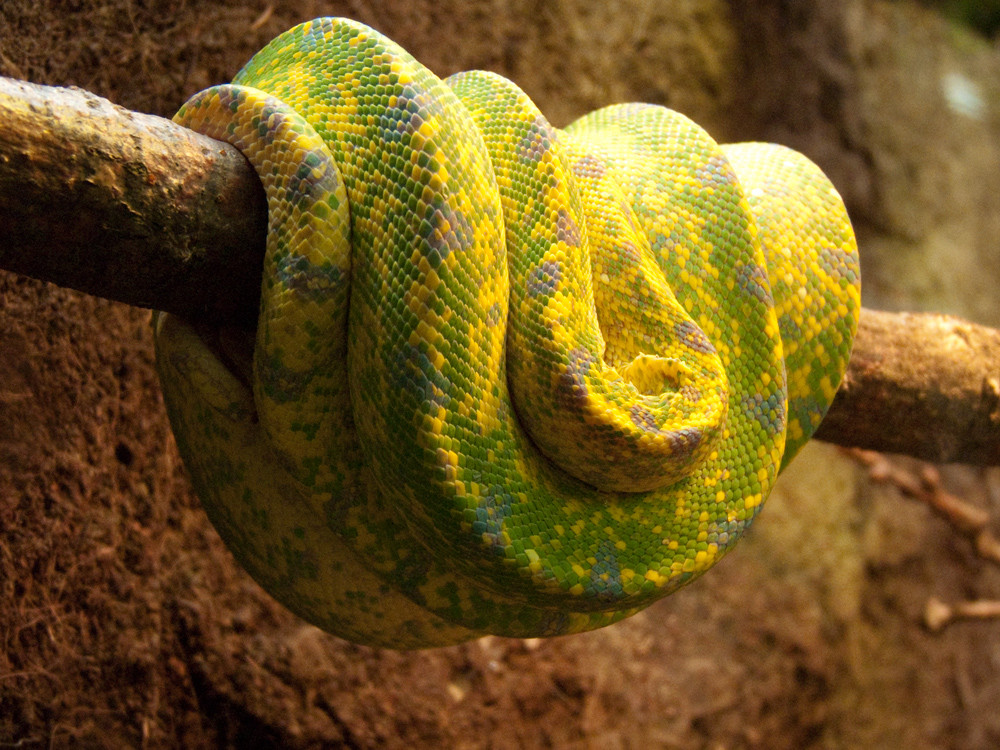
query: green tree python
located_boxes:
[153,17,860,649]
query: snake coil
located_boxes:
[154,17,860,648]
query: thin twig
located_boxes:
[924,597,1000,632]
[850,449,1000,632]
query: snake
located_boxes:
[153,17,860,649]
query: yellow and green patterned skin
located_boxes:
[154,17,860,649]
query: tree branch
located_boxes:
[0,76,266,324]
[2,76,998,465]
[814,309,1000,464]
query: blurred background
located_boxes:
[2,1,999,747]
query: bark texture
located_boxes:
[0,77,266,324]
[815,309,1000,464]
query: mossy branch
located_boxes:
[2,76,998,465]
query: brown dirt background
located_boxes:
[3,1,1000,748]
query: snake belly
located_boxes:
[154,17,860,649]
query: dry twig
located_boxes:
[924,597,1000,632]
[850,449,1000,631]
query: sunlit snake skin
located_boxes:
[154,17,860,649]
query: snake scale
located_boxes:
[154,17,860,649]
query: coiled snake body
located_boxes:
[155,17,860,648]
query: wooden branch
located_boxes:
[0,76,266,324]
[814,311,1000,464]
[2,76,998,465]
